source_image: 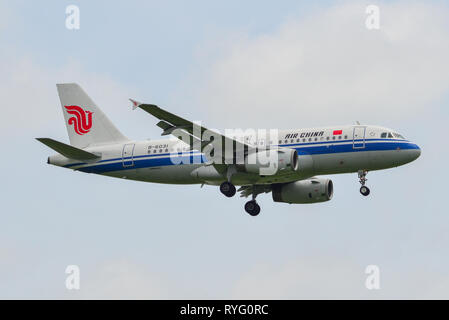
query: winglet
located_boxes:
[129,98,142,110]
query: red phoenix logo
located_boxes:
[65,105,93,135]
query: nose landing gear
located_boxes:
[358,170,370,196]
[360,185,370,196]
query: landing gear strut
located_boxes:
[220,181,236,197]
[358,170,370,196]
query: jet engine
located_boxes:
[244,149,299,175]
[272,178,333,204]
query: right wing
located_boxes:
[237,185,273,198]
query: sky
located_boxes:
[1,0,449,299]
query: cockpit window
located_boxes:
[393,132,405,139]
[381,132,405,139]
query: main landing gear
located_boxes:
[220,181,236,197]
[220,182,262,216]
[358,170,370,196]
[244,200,261,216]
[220,166,237,198]
[243,185,264,217]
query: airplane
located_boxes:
[37,83,421,216]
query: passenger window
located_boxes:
[344,135,348,139]
[302,138,306,142]
[314,137,318,141]
[308,138,312,142]
[338,136,342,139]
[326,137,330,140]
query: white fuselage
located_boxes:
[48,125,421,186]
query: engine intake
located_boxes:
[272,178,333,204]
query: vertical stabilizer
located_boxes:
[56,83,129,148]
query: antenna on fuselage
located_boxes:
[355,121,361,125]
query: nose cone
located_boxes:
[411,144,421,161]
[396,143,421,166]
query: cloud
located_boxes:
[190,1,449,128]
[0,1,11,34]
[68,260,172,299]
[231,257,449,299]
[231,257,368,299]
[0,52,139,140]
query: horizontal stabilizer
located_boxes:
[36,138,100,160]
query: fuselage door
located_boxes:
[353,126,366,149]
[122,143,135,167]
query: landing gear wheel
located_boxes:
[358,170,370,197]
[244,200,261,216]
[220,181,236,197]
[360,186,370,196]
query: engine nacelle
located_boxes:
[272,178,333,204]
[244,149,299,175]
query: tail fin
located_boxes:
[57,83,129,148]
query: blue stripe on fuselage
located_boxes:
[69,140,419,174]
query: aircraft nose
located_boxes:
[412,144,421,160]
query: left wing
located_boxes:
[130,99,257,164]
